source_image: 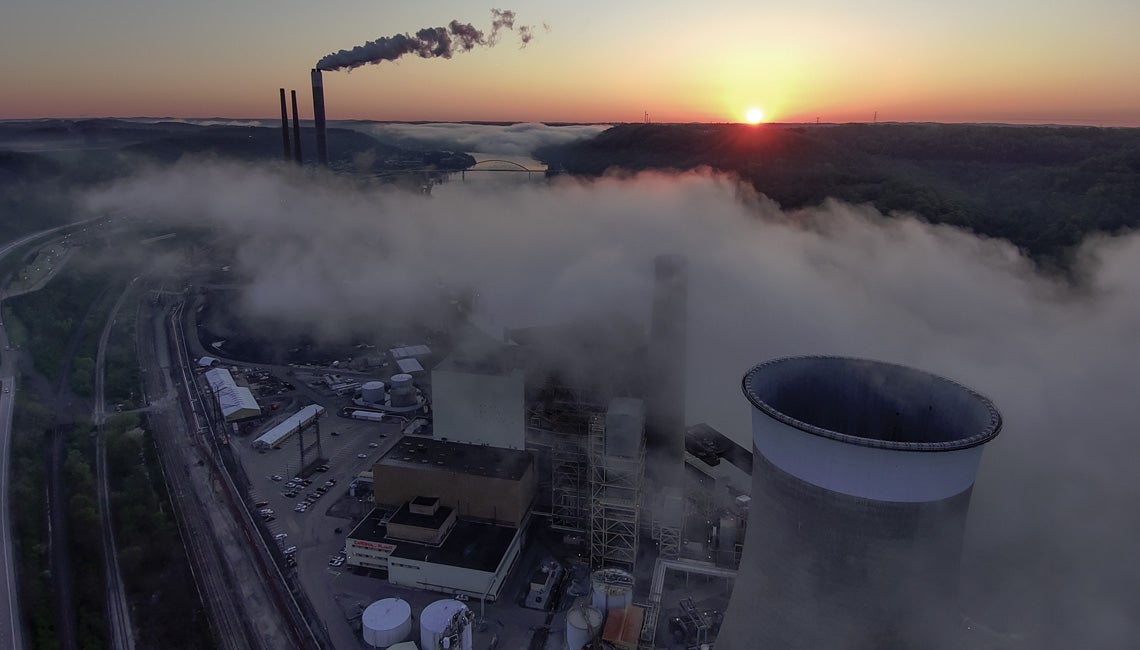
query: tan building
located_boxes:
[372,437,536,526]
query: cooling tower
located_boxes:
[717,356,1002,650]
[645,254,688,489]
[278,88,291,161]
[311,68,329,165]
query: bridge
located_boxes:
[460,159,546,179]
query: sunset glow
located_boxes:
[745,107,765,124]
[1,2,1138,124]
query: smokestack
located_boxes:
[645,254,688,489]
[717,356,1002,649]
[311,68,328,166]
[290,90,303,164]
[278,88,291,161]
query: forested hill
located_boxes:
[535,123,1140,269]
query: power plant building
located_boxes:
[431,349,526,450]
[717,356,1002,649]
[371,437,535,525]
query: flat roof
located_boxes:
[379,437,532,481]
[348,508,517,573]
[388,501,453,531]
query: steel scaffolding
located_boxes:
[551,437,589,532]
[589,414,644,570]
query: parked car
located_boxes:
[274,533,288,541]
[271,475,283,481]
[357,453,368,459]
[284,546,297,555]
[255,501,269,507]
[368,442,379,448]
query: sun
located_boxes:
[744,107,765,124]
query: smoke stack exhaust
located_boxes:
[645,253,688,489]
[311,68,328,166]
[717,356,1002,649]
[290,90,303,164]
[278,88,291,161]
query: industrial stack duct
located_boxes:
[717,356,1002,650]
[311,68,329,165]
[290,90,303,164]
[645,254,688,490]
[278,88,291,161]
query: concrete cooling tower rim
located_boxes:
[742,356,1002,452]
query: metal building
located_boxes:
[717,356,1002,649]
[588,400,645,571]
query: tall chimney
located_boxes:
[645,254,688,489]
[311,68,329,165]
[278,88,291,161]
[290,90,303,164]
[717,356,1002,649]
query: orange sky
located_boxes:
[3,2,1139,125]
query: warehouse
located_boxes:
[204,368,261,422]
[252,404,324,449]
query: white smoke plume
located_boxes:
[316,9,536,72]
[87,162,1138,648]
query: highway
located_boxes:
[94,279,138,650]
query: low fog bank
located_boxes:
[348,122,608,157]
[88,162,1138,647]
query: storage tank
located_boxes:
[362,598,412,648]
[419,599,472,650]
[390,373,417,408]
[565,604,603,650]
[362,381,386,404]
[717,356,1002,650]
[590,569,634,611]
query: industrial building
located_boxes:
[717,356,1003,650]
[372,437,535,525]
[344,503,525,602]
[431,345,526,450]
[251,404,325,449]
[204,367,261,422]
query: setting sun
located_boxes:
[745,107,765,124]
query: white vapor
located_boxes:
[88,162,1138,648]
[345,121,609,157]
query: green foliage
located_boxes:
[8,389,58,649]
[6,265,106,381]
[104,414,214,649]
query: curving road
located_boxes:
[94,279,138,650]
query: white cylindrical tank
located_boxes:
[362,381,386,404]
[420,599,472,650]
[390,373,416,407]
[590,569,634,611]
[362,598,412,648]
[566,605,603,650]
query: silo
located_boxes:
[565,604,603,650]
[419,599,472,650]
[362,598,412,648]
[590,569,634,611]
[717,356,1002,650]
[389,374,417,408]
[362,381,386,404]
